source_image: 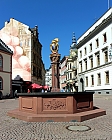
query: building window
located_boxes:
[79,62,82,72]
[39,48,41,56]
[70,73,72,79]
[75,70,77,76]
[85,77,88,87]
[74,72,76,77]
[74,70,77,77]
[66,75,67,80]
[103,33,107,43]
[96,38,99,48]
[105,71,109,84]
[0,77,3,90]
[90,43,92,52]
[97,73,101,85]
[84,59,87,70]
[19,29,22,35]
[104,51,108,63]
[33,53,36,63]
[90,57,93,68]
[20,42,22,47]
[84,47,87,55]
[25,39,27,46]
[70,63,71,69]
[0,54,3,71]
[39,69,42,78]
[80,51,82,58]
[33,66,36,76]
[91,75,94,86]
[68,73,70,80]
[27,39,30,46]
[67,64,69,70]
[96,54,100,66]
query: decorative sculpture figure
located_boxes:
[50,38,59,53]
[50,38,60,92]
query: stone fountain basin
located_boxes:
[8,92,106,122]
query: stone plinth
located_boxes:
[8,92,106,122]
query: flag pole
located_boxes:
[108,0,110,9]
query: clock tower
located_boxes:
[70,32,77,57]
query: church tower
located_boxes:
[70,32,77,57]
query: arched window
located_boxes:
[0,54,3,71]
[0,77,3,90]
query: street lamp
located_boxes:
[109,44,112,61]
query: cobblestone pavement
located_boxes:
[0,94,112,140]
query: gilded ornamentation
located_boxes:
[50,38,59,53]
[44,99,66,110]
[51,55,59,62]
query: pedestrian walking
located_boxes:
[27,89,30,93]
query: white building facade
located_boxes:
[45,67,52,88]
[77,8,112,94]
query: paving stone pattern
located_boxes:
[0,94,112,140]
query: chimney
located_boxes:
[10,18,14,23]
[5,21,9,26]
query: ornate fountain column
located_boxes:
[50,38,60,92]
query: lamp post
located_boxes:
[108,0,110,9]
[109,44,112,61]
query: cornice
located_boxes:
[77,14,112,49]
[78,61,111,75]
